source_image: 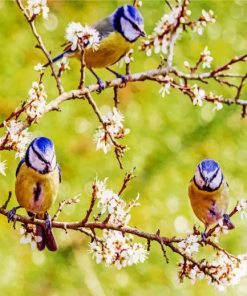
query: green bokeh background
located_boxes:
[0,0,247,295]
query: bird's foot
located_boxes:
[96,78,106,93]
[115,73,128,85]
[7,208,17,222]
[223,214,235,230]
[7,206,22,223]
[45,212,52,231]
[201,232,207,241]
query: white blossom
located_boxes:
[201,46,213,69]
[118,49,134,68]
[89,230,148,269]
[213,101,223,111]
[202,9,215,23]
[27,0,49,19]
[26,81,47,119]
[56,57,70,71]
[34,63,44,72]
[94,178,138,226]
[158,75,171,98]
[178,234,199,256]
[4,120,31,159]
[0,160,7,176]
[184,60,190,68]
[94,108,129,154]
[19,226,42,250]
[65,22,100,51]
[237,199,247,219]
[192,85,205,106]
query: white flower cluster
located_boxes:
[89,230,148,269]
[118,49,134,68]
[141,3,215,57]
[207,92,224,111]
[158,75,172,98]
[213,219,229,243]
[56,57,70,72]
[178,252,247,291]
[65,22,100,51]
[201,47,213,69]
[141,3,186,56]
[178,234,200,256]
[94,107,129,154]
[26,81,47,120]
[0,160,7,176]
[89,178,146,269]
[237,199,247,219]
[19,226,42,250]
[192,84,206,106]
[95,178,139,226]
[26,0,49,19]
[2,120,31,159]
[192,10,215,36]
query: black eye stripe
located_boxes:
[198,164,205,180]
[122,16,140,32]
[209,167,220,183]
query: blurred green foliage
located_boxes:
[0,0,247,295]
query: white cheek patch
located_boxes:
[50,153,57,171]
[28,148,46,172]
[194,167,205,189]
[120,17,140,42]
[209,170,222,190]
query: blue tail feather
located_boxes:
[43,49,73,68]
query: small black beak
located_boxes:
[140,30,146,37]
[205,178,210,187]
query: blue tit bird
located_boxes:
[188,159,234,237]
[8,137,61,251]
[44,4,145,91]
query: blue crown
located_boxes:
[199,159,219,173]
[32,137,54,154]
[113,5,144,35]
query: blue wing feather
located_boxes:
[57,164,62,183]
[16,159,25,177]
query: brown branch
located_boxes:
[84,92,125,169]
[118,168,136,196]
[15,0,64,95]
[78,49,86,89]
[81,183,97,224]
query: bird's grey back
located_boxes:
[93,16,114,40]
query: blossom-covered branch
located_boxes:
[2,174,247,290]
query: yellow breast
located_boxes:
[188,180,229,226]
[75,32,132,68]
[15,162,60,214]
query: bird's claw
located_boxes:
[96,78,106,93]
[7,208,17,222]
[45,212,52,231]
[223,213,235,230]
[115,73,128,86]
[201,232,207,241]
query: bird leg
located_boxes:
[89,68,106,93]
[223,213,235,230]
[201,225,208,241]
[7,206,22,222]
[106,67,128,85]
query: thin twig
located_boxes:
[78,49,86,89]
[52,194,81,221]
[15,0,64,94]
